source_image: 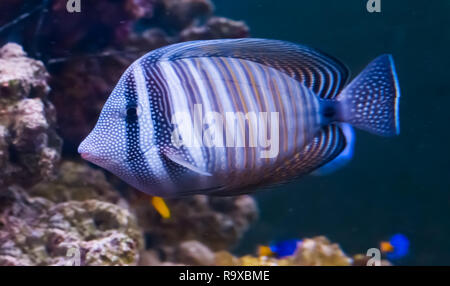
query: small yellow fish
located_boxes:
[380,241,394,253]
[258,245,274,257]
[151,196,171,219]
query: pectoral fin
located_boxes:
[164,149,212,177]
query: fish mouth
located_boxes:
[79,148,123,168]
[80,152,92,160]
[78,138,121,166]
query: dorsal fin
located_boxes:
[155,38,350,99]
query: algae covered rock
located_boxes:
[289,236,353,266]
[180,17,249,41]
[0,186,142,266]
[30,160,125,205]
[0,43,50,100]
[0,43,62,188]
[139,240,216,266]
[214,236,353,266]
[175,240,216,266]
[0,43,145,266]
[161,0,214,30]
[131,194,258,251]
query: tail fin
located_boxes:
[338,55,401,136]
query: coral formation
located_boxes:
[0,186,142,266]
[0,159,258,266]
[215,236,353,266]
[180,17,249,41]
[29,161,259,261]
[131,194,258,252]
[0,43,61,188]
[29,161,125,205]
[175,240,216,266]
[139,236,379,266]
[0,43,142,266]
[160,0,214,30]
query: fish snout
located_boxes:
[80,152,92,160]
[78,137,99,163]
[78,133,125,168]
[78,140,91,160]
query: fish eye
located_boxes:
[127,107,137,117]
[125,104,141,119]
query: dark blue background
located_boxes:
[214,0,450,265]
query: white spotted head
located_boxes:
[78,66,135,177]
[78,63,166,195]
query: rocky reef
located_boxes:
[131,193,258,252]
[139,236,386,266]
[0,186,142,266]
[215,236,353,266]
[0,43,61,189]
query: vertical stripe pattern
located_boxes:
[154,56,322,190]
[80,39,351,197]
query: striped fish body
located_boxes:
[79,39,401,197]
[153,57,322,193]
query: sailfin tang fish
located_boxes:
[78,38,401,198]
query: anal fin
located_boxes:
[210,125,348,196]
[312,124,355,176]
[261,124,348,185]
